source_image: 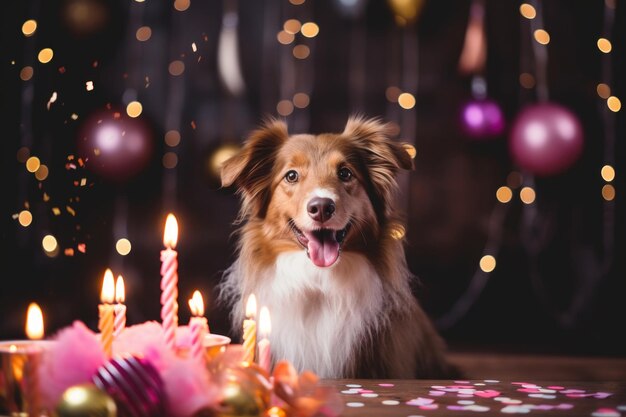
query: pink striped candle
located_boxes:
[257,306,271,373]
[113,275,126,337]
[188,290,208,363]
[161,214,179,350]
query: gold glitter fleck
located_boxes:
[66,206,76,216]
[52,207,61,215]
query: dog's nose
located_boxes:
[307,197,335,223]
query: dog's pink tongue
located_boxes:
[306,230,339,267]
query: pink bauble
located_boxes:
[76,108,154,183]
[460,99,505,139]
[509,103,584,176]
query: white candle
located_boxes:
[188,290,208,363]
[161,213,179,350]
[98,268,115,358]
[257,306,271,373]
[114,275,126,337]
[242,294,257,364]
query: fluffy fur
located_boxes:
[219,115,456,378]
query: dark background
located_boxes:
[1,0,625,358]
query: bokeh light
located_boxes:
[208,144,240,178]
[479,255,496,273]
[165,130,181,147]
[136,26,152,42]
[174,0,190,12]
[126,101,143,118]
[42,235,59,256]
[277,99,294,116]
[20,66,34,81]
[519,3,536,19]
[116,238,132,256]
[22,20,37,36]
[18,210,33,227]
[38,48,54,64]
[284,19,301,34]
[607,96,621,112]
[389,223,406,240]
[293,44,310,59]
[601,165,615,182]
[386,86,401,102]
[293,93,310,108]
[26,156,41,173]
[597,38,612,53]
[403,144,416,159]
[35,165,49,181]
[519,72,535,89]
[398,92,416,109]
[520,186,536,204]
[163,152,178,169]
[168,60,185,76]
[289,0,305,4]
[301,22,320,38]
[602,184,615,201]
[496,186,513,203]
[533,29,550,45]
[277,30,295,45]
[597,83,611,99]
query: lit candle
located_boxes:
[188,290,208,363]
[161,213,179,350]
[257,306,271,373]
[114,275,126,337]
[26,302,44,340]
[242,294,257,364]
[98,268,115,358]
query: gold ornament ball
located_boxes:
[55,383,117,417]
[215,367,270,417]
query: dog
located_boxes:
[218,115,456,378]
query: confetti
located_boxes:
[361,393,378,398]
[64,248,74,256]
[447,404,489,412]
[47,91,58,110]
[381,400,400,405]
[77,243,86,253]
[500,405,531,414]
[66,206,76,216]
[192,42,197,52]
[52,207,61,215]
[406,398,434,406]
[591,408,620,417]
[86,81,94,91]
[345,384,361,388]
[346,402,364,408]
[71,113,78,120]
[378,383,395,387]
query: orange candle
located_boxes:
[242,294,257,364]
[98,268,115,358]
[161,214,179,350]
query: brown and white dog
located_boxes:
[218,116,456,378]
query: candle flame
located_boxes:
[26,302,44,340]
[245,293,257,319]
[115,275,125,303]
[188,290,204,316]
[259,306,271,337]
[163,213,179,248]
[101,268,115,303]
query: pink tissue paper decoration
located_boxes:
[38,320,107,409]
[112,321,217,417]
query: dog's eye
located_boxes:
[338,167,353,182]
[285,170,299,183]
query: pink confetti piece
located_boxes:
[448,405,490,412]
[474,390,501,398]
[358,389,374,394]
[528,393,556,399]
[555,403,574,410]
[429,391,446,396]
[382,400,400,406]
[455,380,471,384]
[406,398,434,406]
[500,405,531,414]
[547,385,565,390]
[591,408,620,417]
[419,404,438,410]
[346,402,364,408]
[378,383,394,387]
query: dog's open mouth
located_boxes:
[289,220,350,268]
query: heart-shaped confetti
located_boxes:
[475,390,501,398]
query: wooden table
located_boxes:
[321,379,626,417]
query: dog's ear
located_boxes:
[221,118,288,218]
[343,115,414,219]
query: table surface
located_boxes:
[321,379,626,417]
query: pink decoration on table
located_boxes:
[114,275,126,337]
[161,213,179,350]
[188,290,208,363]
[257,306,271,373]
[98,268,115,358]
[38,321,106,409]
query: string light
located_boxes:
[519,186,536,204]
[596,83,611,99]
[606,96,621,112]
[597,38,612,53]
[519,4,536,19]
[398,92,416,109]
[163,152,178,169]
[277,30,295,45]
[126,101,143,118]
[165,130,181,147]
[301,22,319,38]
[22,20,37,36]
[116,238,132,256]
[496,186,513,203]
[18,210,33,227]
[168,60,185,76]
[20,66,34,81]
[479,255,496,273]
[601,184,615,201]
[38,48,54,64]
[136,26,152,42]
[601,165,615,182]
[533,29,550,45]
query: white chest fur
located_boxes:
[253,251,385,378]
